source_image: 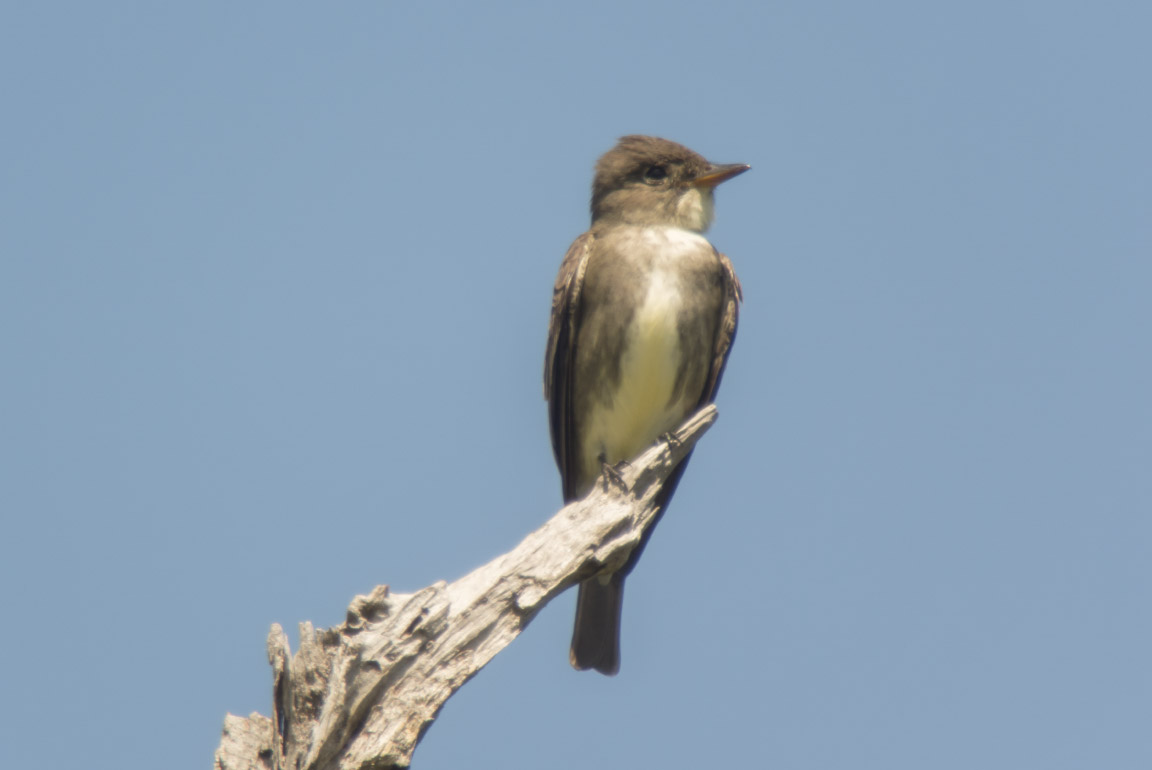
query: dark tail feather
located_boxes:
[569,574,625,676]
[567,452,696,675]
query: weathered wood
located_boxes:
[214,712,273,770]
[214,405,719,770]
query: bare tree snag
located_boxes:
[214,405,719,770]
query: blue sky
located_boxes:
[2,2,1149,768]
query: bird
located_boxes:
[544,135,748,675]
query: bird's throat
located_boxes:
[674,187,715,232]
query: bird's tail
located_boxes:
[569,573,625,676]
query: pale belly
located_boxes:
[578,267,701,488]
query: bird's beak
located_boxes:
[690,163,751,188]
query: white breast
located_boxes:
[579,227,710,483]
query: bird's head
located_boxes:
[590,135,749,232]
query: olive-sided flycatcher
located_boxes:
[544,135,748,675]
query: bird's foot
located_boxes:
[659,431,682,449]
[599,456,630,494]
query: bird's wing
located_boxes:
[544,232,595,500]
[701,250,743,404]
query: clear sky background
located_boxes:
[2,2,1149,768]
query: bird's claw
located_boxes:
[599,457,630,494]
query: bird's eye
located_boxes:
[643,165,667,183]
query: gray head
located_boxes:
[590,135,749,232]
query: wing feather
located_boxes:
[701,250,742,404]
[543,232,595,500]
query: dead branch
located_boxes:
[214,405,718,770]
